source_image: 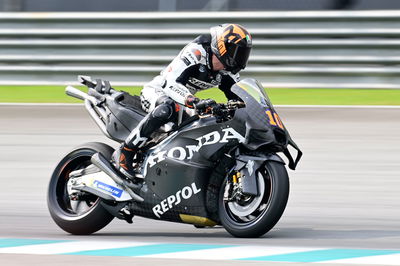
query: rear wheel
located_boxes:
[47,142,115,235]
[219,161,289,238]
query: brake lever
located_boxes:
[78,75,96,88]
[95,79,103,93]
[227,100,245,109]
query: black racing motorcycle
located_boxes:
[47,76,302,238]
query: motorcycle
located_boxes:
[47,76,302,238]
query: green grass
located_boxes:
[0,85,400,105]
[0,86,141,103]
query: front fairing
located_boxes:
[231,78,302,170]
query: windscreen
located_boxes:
[231,78,280,129]
[231,78,303,170]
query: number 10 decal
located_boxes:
[265,110,284,129]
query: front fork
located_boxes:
[223,171,243,201]
[224,153,285,201]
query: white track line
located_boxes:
[323,253,400,265]
[140,245,323,260]
[0,240,156,255]
[0,239,399,265]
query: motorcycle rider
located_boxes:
[113,23,253,179]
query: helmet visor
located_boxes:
[224,44,251,72]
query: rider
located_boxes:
[112,23,252,179]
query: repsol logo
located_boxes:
[147,127,245,168]
[152,182,201,218]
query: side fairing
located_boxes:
[144,116,246,179]
[135,116,245,221]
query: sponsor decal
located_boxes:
[93,180,123,198]
[180,50,198,66]
[215,73,222,83]
[192,49,202,60]
[188,77,214,90]
[199,65,206,73]
[186,51,197,63]
[147,127,245,168]
[246,160,255,176]
[211,79,219,86]
[246,34,252,44]
[181,56,191,66]
[152,182,201,218]
[168,85,187,98]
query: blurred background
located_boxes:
[1,0,400,11]
[1,0,400,102]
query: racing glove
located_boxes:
[184,95,199,108]
[194,98,216,111]
[185,95,217,113]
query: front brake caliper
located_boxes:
[224,171,242,202]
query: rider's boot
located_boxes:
[112,144,139,179]
[112,127,148,179]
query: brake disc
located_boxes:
[227,173,265,217]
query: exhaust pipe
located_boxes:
[91,152,144,202]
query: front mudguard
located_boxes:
[234,153,285,196]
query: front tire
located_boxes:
[219,161,289,238]
[47,142,115,235]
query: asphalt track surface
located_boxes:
[0,104,399,265]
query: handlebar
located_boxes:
[65,86,99,106]
[196,100,245,121]
[65,86,87,101]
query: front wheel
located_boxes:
[219,161,289,238]
[47,142,115,235]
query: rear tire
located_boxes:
[219,161,289,238]
[47,142,115,235]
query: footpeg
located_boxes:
[119,206,134,224]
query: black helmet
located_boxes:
[210,23,252,74]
